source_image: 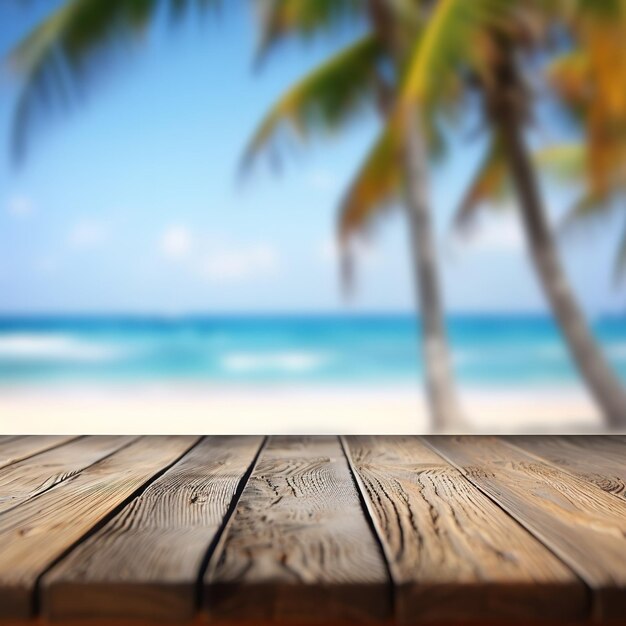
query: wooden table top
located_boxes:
[0,435,624,624]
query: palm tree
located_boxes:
[10,0,625,427]
[532,144,626,285]
[251,0,626,427]
[405,0,626,426]
[8,0,467,431]
[244,0,466,430]
[262,0,626,427]
[8,0,222,162]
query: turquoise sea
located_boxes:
[0,315,625,388]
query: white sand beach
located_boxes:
[0,383,608,434]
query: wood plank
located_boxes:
[507,436,626,500]
[0,436,78,470]
[0,436,135,515]
[42,436,264,622]
[429,435,626,621]
[204,436,390,623]
[0,435,199,619]
[344,436,586,623]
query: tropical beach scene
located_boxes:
[1,5,626,623]
[1,0,625,434]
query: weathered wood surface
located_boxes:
[0,436,198,619]
[204,436,390,623]
[0,435,623,624]
[0,436,135,515]
[42,436,263,622]
[507,435,626,500]
[344,436,586,622]
[429,436,626,620]
[0,436,77,470]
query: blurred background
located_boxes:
[0,1,625,433]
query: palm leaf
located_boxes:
[454,134,508,230]
[535,143,586,182]
[401,0,510,108]
[454,142,597,231]
[8,0,219,162]
[337,125,402,291]
[547,51,590,112]
[254,0,365,61]
[552,3,626,197]
[519,141,626,282]
[242,35,383,170]
[338,126,401,242]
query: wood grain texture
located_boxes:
[42,436,263,622]
[0,436,198,619]
[0,436,135,515]
[429,436,626,620]
[204,436,390,623]
[0,436,78,470]
[507,436,626,500]
[343,436,586,623]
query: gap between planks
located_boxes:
[0,436,139,516]
[427,436,626,622]
[0,436,80,471]
[0,436,201,620]
[342,436,587,623]
[203,436,392,623]
[41,436,267,622]
[1,436,622,624]
[503,436,626,502]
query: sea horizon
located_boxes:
[0,312,624,390]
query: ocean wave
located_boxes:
[221,351,331,374]
[0,334,123,362]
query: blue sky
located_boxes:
[0,1,624,316]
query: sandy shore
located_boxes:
[0,382,610,434]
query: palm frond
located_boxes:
[455,141,592,232]
[337,126,402,292]
[533,143,606,229]
[532,141,626,285]
[254,0,364,61]
[338,127,401,242]
[454,134,508,230]
[401,0,510,108]
[547,51,590,112]
[551,4,626,198]
[535,143,586,183]
[8,0,219,162]
[242,35,383,171]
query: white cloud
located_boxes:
[68,219,109,250]
[7,195,33,219]
[307,169,339,192]
[199,243,278,283]
[160,225,193,260]
[158,226,280,283]
[450,211,525,255]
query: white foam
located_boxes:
[221,351,331,374]
[0,334,122,362]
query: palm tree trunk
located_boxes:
[367,0,464,431]
[404,110,466,431]
[496,95,626,429]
